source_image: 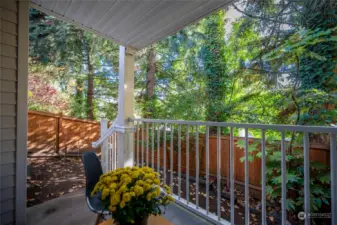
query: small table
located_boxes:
[99,215,172,225]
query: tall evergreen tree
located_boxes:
[200,10,227,123]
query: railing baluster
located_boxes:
[244,128,249,225]
[206,126,210,214]
[157,124,160,173]
[230,127,235,225]
[281,132,287,225]
[113,133,116,170]
[108,136,111,171]
[178,125,181,199]
[146,123,149,166]
[217,127,221,220]
[186,126,190,205]
[303,132,310,225]
[170,124,174,191]
[261,129,266,225]
[164,124,167,185]
[114,132,117,170]
[111,134,113,170]
[196,125,199,209]
[111,135,113,170]
[152,122,155,169]
[330,133,337,225]
[142,122,144,166]
[110,133,112,170]
[136,121,139,166]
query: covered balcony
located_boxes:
[0,0,335,225]
[29,0,337,225]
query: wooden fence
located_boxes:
[28,110,100,156]
[135,129,330,189]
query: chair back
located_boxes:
[81,152,103,198]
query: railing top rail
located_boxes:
[92,120,116,148]
[130,118,337,133]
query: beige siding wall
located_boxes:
[0,1,18,224]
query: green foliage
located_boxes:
[29,8,119,120]
[238,138,331,213]
[199,11,227,122]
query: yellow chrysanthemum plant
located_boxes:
[91,166,174,224]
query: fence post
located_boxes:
[101,119,109,172]
[55,112,62,154]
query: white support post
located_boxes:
[116,45,136,168]
[101,119,109,172]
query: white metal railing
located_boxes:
[131,118,337,225]
[92,120,116,148]
[92,119,118,172]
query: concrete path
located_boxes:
[27,189,213,225]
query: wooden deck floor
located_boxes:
[27,189,213,225]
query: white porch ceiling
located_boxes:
[30,0,234,50]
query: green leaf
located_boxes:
[318,174,330,184]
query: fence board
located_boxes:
[28,110,100,156]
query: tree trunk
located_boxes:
[145,47,156,118]
[72,79,85,118]
[87,63,94,120]
[81,31,95,120]
[147,48,155,99]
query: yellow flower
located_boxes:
[104,176,112,184]
[168,196,175,202]
[146,192,153,201]
[111,176,118,181]
[153,186,161,197]
[153,179,160,185]
[121,177,132,185]
[120,174,129,181]
[122,193,132,203]
[131,171,140,179]
[136,180,144,186]
[142,167,153,173]
[109,183,117,189]
[110,194,121,206]
[118,185,127,193]
[101,188,110,200]
[143,183,152,192]
[145,179,153,184]
[120,201,126,208]
[161,195,175,205]
[144,173,155,180]
[110,189,116,195]
[134,185,144,197]
[164,185,172,194]
[153,172,160,177]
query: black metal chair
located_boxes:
[81,152,110,225]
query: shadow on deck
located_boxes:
[27,189,214,225]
